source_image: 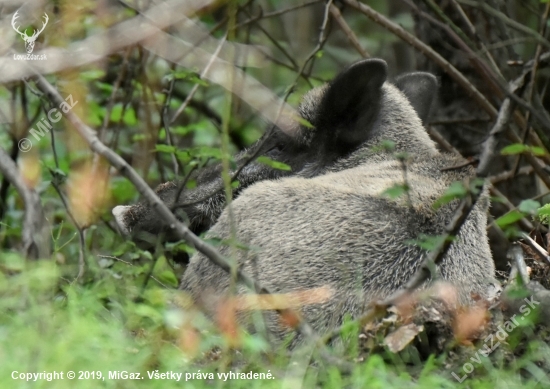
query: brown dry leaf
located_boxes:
[453,305,488,344]
[384,323,424,353]
[67,162,110,228]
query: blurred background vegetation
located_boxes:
[1,0,550,387]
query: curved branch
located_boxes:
[0,147,50,259]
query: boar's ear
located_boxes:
[394,72,437,125]
[315,59,387,150]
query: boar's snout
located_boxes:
[112,205,132,236]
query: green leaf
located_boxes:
[433,182,468,210]
[156,270,178,287]
[495,210,524,228]
[256,156,292,171]
[122,108,137,126]
[95,82,113,94]
[518,199,541,214]
[133,304,163,322]
[394,151,410,161]
[87,100,104,127]
[132,134,146,142]
[194,146,222,160]
[500,144,548,156]
[294,116,314,129]
[530,146,547,156]
[111,178,138,203]
[48,168,67,186]
[155,144,177,154]
[536,204,550,225]
[382,183,409,199]
[500,144,528,155]
[0,252,26,271]
[405,234,450,251]
[80,69,106,81]
[372,140,396,153]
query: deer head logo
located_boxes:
[11,11,49,54]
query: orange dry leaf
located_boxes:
[177,324,201,357]
[234,286,333,311]
[18,152,41,189]
[453,305,488,344]
[215,300,241,347]
[279,309,301,329]
[67,162,110,228]
[430,282,459,308]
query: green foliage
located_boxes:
[371,140,396,153]
[255,156,291,171]
[500,143,547,157]
[1,1,549,387]
[496,199,541,230]
[406,234,451,251]
[382,183,410,199]
[537,203,550,225]
[432,181,468,210]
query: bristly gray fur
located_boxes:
[113,59,495,345]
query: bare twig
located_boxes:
[329,4,369,58]
[427,126,461,154]
[507,243,529,285]
[489,165,533,184]
[520,233,550,266]
[98,254,171,288]
[169,33,227,125]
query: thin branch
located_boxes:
[489,165,533,184]
[507,243,529,285]
[520,233,550,266]
[512,1,550,175]
[342,0,498,119]
[49,177,87,281]
[98,254,171,288]
[447,0,502,77]
[329,4,369,58]
[423,0,502,78]
[490,186,538,233]
[0,146,50,259]
[458,0,550,50]
[236,0,324,27]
